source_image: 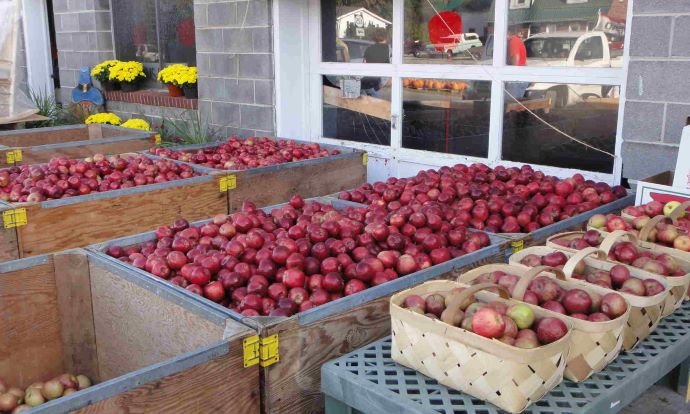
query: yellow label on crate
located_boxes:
[511,240,524,254]
[259,334,280,367]
[362,152,368,166]
[6,149,22,164]
[219,175,237,192]
[243,335,261,368]
[154,134,162,145]
[243,334,279,368]
[3,208,27,229]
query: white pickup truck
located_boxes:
[523,31,623,107]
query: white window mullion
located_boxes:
[390,0,404,152]
[308,0,322,141]
[487,0,508,164]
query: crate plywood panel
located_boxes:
[89,261,227,381]
[0,127,91,147]
[73,341,260,414]
[0,257,65,388]
[54,252,99,382]
[230,156,366,211]
[0,224,18,261]
[15,177,226,258]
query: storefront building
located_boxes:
[15,0,690,184]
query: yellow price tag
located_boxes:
[362,153,368,166]
[154,134,162,145]
[219,175,237,192]
[6,149,22,164]
[3,208,27,229]
[511,240,524,254]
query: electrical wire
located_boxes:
[422,0,617,159]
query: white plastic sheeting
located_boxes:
[0,0,37,124]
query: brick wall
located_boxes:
[194,0,275,137]
[53,0,114,91]
[622,1,690,180]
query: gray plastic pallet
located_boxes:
[322,302,690,414]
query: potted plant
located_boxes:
[121,118,152,131]
[91,60,121,91]
[85,112,122,126]
[109,61,146,92]
[157,64,187,97]
[180,66,198,99]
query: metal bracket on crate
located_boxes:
[154,134,162,145]
[5,149,23,164]
[219,175,237,192]
[3,208,27,229]
[243,334,280,368]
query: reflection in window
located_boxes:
[112,0,196,66]
[502,82,619,173]
[506,0,627,68]
[322,75,392,146]
[402,79,491,158]
[321,1,393,63]
[404,0,493,65]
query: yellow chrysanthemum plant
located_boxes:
[157,64,197,87]
[108,61,147,84]
[91,60,120,83]
[121,118,152,132]
[85,113,122,126]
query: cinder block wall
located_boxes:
[623,1,690,180]
[53,0,114,91]
[195,0,275,137]
[50,0,276,137]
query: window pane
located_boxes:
[404,0,494,65]
[158,0,196,65]
[502,82,619,173]
[322,75,391,146]
[321,0,393,63]
[506,1,626,68]
[113,0,158,63]
[402,78,490,157]
[112,0,196,66]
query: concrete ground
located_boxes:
[621,385,689,414]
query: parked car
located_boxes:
[426,33,483,58]
[523,31,623,107]
[341,38,376,63]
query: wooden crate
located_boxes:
[88,197,510,414]
[0,124,158,167]
[0,157,228,262]
[148,139,367,211]
[0,251,259,413]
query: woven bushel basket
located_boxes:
[458,265,629,382]
[391,282,572,413]
[547,230,690,313]
[510,246,670,350]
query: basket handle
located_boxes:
[670,201,690,221]
[512,266,566,301]
[639,215,672,241]
[599,230,638,255]
[562,247,607,279]
[446,283,511,314]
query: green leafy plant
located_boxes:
[159,110,221,146]
[27,88,62,127]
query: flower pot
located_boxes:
[121,82,141,93]
[100,80,120,91]
[183,85,198,99]
[167,84,184,97]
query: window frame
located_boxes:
[108,0,196,76]
[289,0,631,184]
